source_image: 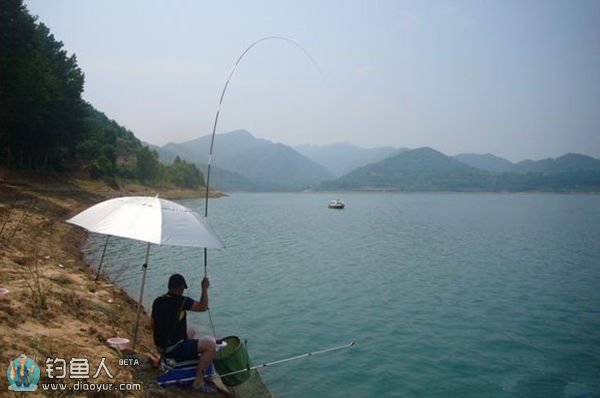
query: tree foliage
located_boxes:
[0,1,205,190]
[165,156,205,189]
[1,0,86,169]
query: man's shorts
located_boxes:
[163,339,199,362]
[163,337,215,362]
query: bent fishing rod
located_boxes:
[201,36,320,337]
[211,341,355,380]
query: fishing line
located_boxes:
[202,36,321,337]
[202,35,321,220]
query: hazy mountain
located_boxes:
[146,142,177,163]
[321,148,600,192]
[321,147,488,191]
[146,141,256,191]
[153,130,334,191]
[199,165,257,192]
[295,143,402,177]
[455,152,600,175]
[454,153,514,172]
[512,153,600,173]
[149,132,600,192]
[161,130,272,167]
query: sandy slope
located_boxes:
[0,170,234,397]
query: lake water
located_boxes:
[83,193,600,398]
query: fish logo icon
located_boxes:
[6,354,40,392]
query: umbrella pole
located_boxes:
[94,235,110,282]
[132,243,151,351]
[204,248,217,338]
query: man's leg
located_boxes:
[193,338,216,389]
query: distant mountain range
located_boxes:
[321,148,600,192]
[151,130,334,191]
[454,152,600,174]
[149,130,600,192]
[453,153,515,173]
[295,143,402,177]
[322,147,490,191]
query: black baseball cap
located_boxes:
[168,274,188,289]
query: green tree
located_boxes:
[0,0,86,169]
[135,146,161,183]
[165,156,205,189]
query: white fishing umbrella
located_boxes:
[66,196,225,350]
[67,196,224,248]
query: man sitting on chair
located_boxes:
[151,273,217,394]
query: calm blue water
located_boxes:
[84,193,600,398]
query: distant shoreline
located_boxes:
[312,189,600,194]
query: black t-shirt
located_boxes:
[151,293,194,349]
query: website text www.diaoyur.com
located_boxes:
[41,380,142,392]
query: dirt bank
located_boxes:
[0,170,235,397]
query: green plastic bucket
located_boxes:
[213,336,252,386]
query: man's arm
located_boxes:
[190,277,209,312]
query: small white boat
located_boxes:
[328,199,345,209]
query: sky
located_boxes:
[24,0,600,162]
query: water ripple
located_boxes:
[84,193,600,397]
